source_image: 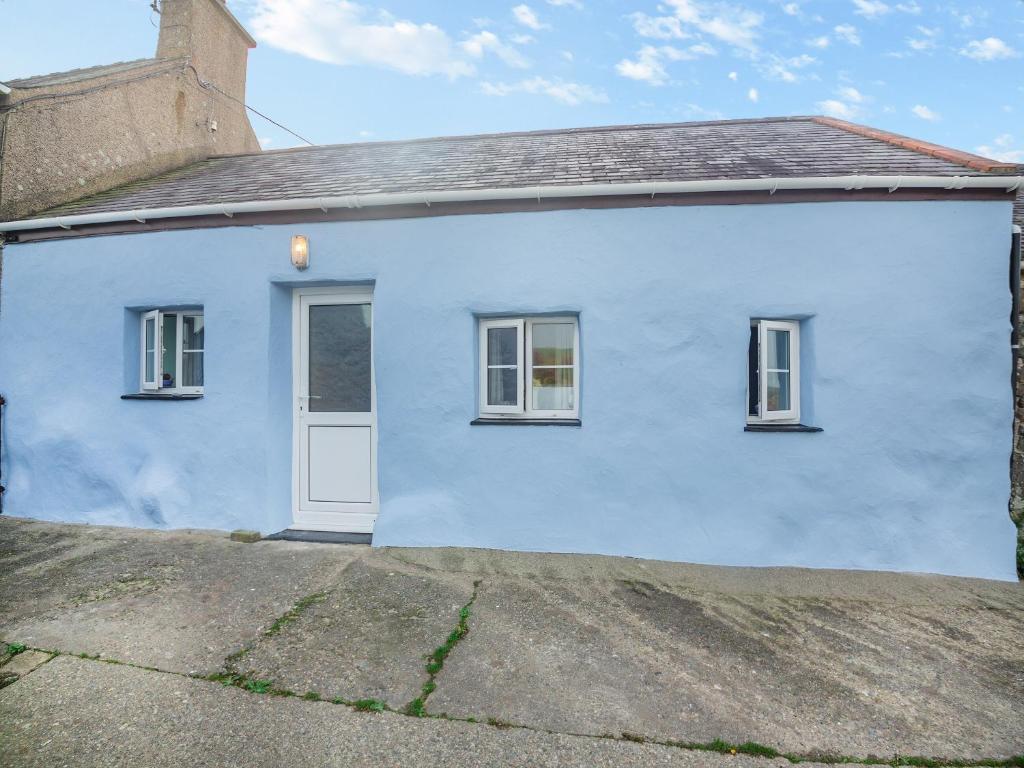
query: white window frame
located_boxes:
[141,310,160,391]
[478,316,580,420]
[747,319,800,424]
[138,309,204,395]
[478,318,524,415]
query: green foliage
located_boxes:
[1016,532,1023,580]
[5,643,26,656]
[354,699,386,713]
[402,582,481,717]
[302,691,321,701]
[737,742,781,758]
[244,679,272,694]
[405,698,426,717]
[265,592,328,637]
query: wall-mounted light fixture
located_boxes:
[291,235,309,270]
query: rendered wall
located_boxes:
[0,200,1017,579]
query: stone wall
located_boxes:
[0,0,258,221]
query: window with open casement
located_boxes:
[140,310,204,394]
[478,316,579,420]
[747,319,799,424]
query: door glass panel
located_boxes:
[308,303,371,412]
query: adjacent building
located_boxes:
[0,0,258,221]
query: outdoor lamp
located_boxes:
[291,235,309,270]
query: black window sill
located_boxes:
[744,423,822,433]
[121,393,204,401]
[471,418,581,427]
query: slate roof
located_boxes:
[5,58,168,89]
[29,116,1024,220]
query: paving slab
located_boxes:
[235,554,476,707]
[0,517,363,675]
[0,654,833,768]
[420,555,1024,760]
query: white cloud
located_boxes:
[836,85,864,103]
[782,2,800,15]
[833,24,861,45]
[911,104,940,121]
[461,31,530,68]
[546,0,583,8]
[480,76,607,105]
[258,136,274,148]
[616,43,717,85]
[960,37,1018,61]
[816,85,870,119]
[561,50,574,61]
[851,0,918,18]
[747,87,759,102]
[975,134,1024,163]
[513,4,548,30]
[728,70,738,80]
[510,33,535,44]
[629,12,688,39]
[248,0,473,78]
[760,53,816,82]
[630,0,763,51]
[817,99,860,119]
[852,0,889,19]
[907,37,934,51]
[807,35,830,48]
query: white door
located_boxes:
[293,287,377,533]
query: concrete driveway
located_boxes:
[1,516,1022,767]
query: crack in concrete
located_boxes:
[4,643,1023,768]
[405,579,481,717]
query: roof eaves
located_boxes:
[812,116,1018,174]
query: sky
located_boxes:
[1,0,1022,162]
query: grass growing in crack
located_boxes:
[404,580,481,717]
[354,699,386,713]
[265,591,328,637]
[5,643,26,656]
[13,641,1024,768]
[245,679,273,694]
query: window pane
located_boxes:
[767,329,790,370]
[182,352,204,387]
[487,367,518,406]
[308,303,371,412]
[748,325,759,416]
[144,317,156,382]
[767,371,791,411]
[532,367,574,410]
[532,323,573,366]
[487,327,518,366]
[161,314,177,388]
[183,315,204,351]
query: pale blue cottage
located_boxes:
[1,116,1021,579]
